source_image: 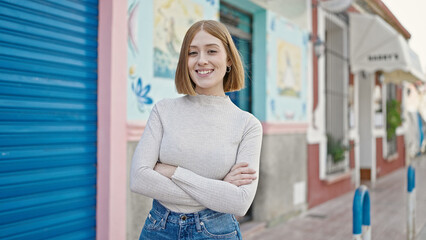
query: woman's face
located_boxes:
[188,30,230,96]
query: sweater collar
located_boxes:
[187,94,231,105]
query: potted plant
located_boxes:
[327,134,350,163]
[386,99,402,141]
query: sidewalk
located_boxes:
[244,155,426,240]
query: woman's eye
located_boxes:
[208,50,217,54]
[188,51,197,56]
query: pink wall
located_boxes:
[307,144,354,208]
[376,136,405,178]
[307,0,354,208]
[97,0,128,239]
[127,121,146,141]
[261,123,308,135]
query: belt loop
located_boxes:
[160,209,170,229]
[194,212,201,232]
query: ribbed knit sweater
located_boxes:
[130,94,263,216]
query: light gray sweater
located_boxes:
[130,94,263,216]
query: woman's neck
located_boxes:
[195,88,226,97]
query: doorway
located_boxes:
[358,73,375,183]
[220,2,253,113]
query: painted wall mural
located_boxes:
[128,1,154,114]
[127,0,218,121]
[153,0,204,79]
[276,39,302,97]
[266,12,308,122]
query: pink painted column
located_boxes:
[97,0,127,239]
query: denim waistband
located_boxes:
[151,199,230,230]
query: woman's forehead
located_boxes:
[190,30,223,47]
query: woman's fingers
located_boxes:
[235,167,256,175]
[231,179,254,187]
[230,173,257,180]
[224,162,257,186]
[230,162,249,171]
[225,171,257,186]
[228,167,256,177]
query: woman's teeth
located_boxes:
[198,70,212,74]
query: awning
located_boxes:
[320,0,352,13]
[349,13,425,83]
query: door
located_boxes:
[220,2,253,113]
[0,1,98,238]
[358,73,375,183]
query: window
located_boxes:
[324,13,349,175]
[383,82,399,158]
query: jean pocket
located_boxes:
[200,214,238,239]
[144,211,162,230]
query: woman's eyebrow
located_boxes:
[189,43,220,48]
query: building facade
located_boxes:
[307,0,425,209]
[0,0,424,239]
[126,0,312,238]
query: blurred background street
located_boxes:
[243,154,426,240]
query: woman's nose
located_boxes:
[197,53,208,65]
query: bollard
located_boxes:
[352,185,371,240]
[407,166,416,240]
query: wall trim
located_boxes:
[323,170,352,185]
[128,122,308,139]
[262,122,309,135]
[97,0,127,239]
[127,121,147,141]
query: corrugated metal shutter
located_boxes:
[0,0,98,239]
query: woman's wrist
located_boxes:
[154,163,177,178]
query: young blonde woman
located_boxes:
[130,20,262,240]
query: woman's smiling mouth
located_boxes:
[196,69,214,76]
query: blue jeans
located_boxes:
[139,200,242,240]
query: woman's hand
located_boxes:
[154,162,177,178]
[223,162,257,187]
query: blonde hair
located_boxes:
[175,20,245,95]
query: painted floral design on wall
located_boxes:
[128,0,154,114]
[132,77,153,112]
[128,1,139,55]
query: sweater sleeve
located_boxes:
[130,104,200,206]
[171,117,263,216]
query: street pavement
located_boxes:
[245,155,426,240]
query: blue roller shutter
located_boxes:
[0,0,98,239]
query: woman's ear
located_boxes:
[227,58,232,67]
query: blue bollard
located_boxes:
[407,166,416,240]
[407,165,415,193]
[352,185,371,240]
